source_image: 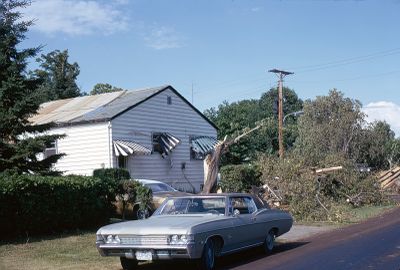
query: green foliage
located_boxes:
[0,174,115,237]
[295,89,364,165]
[92,169,153,218]
[93,168,131,182]
[258,153,386,222]
[219,164,261,193]
[353,121,397,170]
[115,180,139,219]
[90,83,124,95]
[0,0,64,175]
[35,49,81,102]
[135,183,153,211]
[204,87,303,165]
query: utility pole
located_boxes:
[268,69,294,159]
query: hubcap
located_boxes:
[266,233,274,251]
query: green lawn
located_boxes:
[344,204,396,223]
[0,232,120,270]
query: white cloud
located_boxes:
[24,0,129,36]
[144,26,185,50]
[363,101,400,136]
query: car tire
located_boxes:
[263,229,276,254]
[196,239,216,270]
[120,257,138,270]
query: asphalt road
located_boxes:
[228,207,400,270]
[137,207,400,270]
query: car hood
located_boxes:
[97,214,227,235]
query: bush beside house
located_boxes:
[219,164,261,193]
[0,174,115,237]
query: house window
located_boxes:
[44,140,57,159]
[190,146,205,160]
[167,96,172,105]
[190,136,217,160]
[152,132,181,158]
[118,156,127,168]
[152,132,163,154]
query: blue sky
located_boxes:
[21,0,400,134]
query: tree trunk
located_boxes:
[202,125,263,194]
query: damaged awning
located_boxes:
[191,136,218,155]
[113,140,151,157]
[153,132,181,158]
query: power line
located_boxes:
[290,69,400,84]
[286,47,400,73]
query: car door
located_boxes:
[228,196,259,249]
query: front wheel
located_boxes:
[263,230,276,254]
[120,257,138,270]
[196,239,216,270]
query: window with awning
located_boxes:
[190,136,218,160]
[152,132,181,158]
[113,140,151,157]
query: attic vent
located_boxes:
[167,96,172,105]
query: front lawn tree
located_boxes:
[0,0,64,175]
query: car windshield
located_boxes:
[146,183,176,193]
[156,197,226,215]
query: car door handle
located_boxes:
[251,217,257,221]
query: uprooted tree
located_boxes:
[202,122,267,194]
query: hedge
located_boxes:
[219,164,261,193]
[93,168,130,182]
[0,174,115,237]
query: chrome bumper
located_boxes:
[96,241,199,259]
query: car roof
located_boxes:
[169,193,254,198]
[135,179,169,185]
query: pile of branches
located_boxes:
[257,153,387,222]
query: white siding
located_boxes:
[50,122,111,175]
[111,89,217,192]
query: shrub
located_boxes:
[136,183,153,211]
[257,153,387,222]
[0,174,115,237]
[219,164,261,193]
[93,168,130,182]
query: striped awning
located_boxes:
[153,132,180,158]
[191,136,218,155]
[113,140,151,157]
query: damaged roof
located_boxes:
[29,85,217,129]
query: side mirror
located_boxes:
[233,209,240,217]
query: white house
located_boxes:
[29,85,218,192]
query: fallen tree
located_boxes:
[202,124,264,194]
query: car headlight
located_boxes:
[106,235,113,243]
[168,234,193,245]
[105,235,121,244]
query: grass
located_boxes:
[344,204,396,223]
[0,231,120,270]
[296,203,397,226]
[0,204,397,270]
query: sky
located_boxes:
[20,0,400,135]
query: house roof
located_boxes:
[29,85,217,130]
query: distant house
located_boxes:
[29,85,218,192]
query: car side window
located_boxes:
[230,197,257,214]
